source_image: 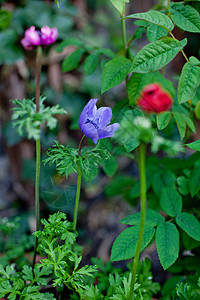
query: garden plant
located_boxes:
[0,0,200,299]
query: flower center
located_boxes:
[85,119,99,129]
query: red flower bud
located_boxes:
[137,83,173,114]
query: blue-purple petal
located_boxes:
[81,122,99,144]
[78,98,98,130]
[93,107,112,128]
[98,123,120,139]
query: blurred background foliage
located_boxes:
[0,1,200,296]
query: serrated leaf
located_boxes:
[170,3,200,33]
[56,38,83,52]
[186,139,200,151]
[111,226,155,261]
[178,57,200,104]
[130,37,187,73]
[173,112,186,140]
[125,11,174,31]
[176,212,200,241]
[147,23,168,43]
[101,56,132,93]
[157,111,172,130]
[156,222,179,269]
[160,187,182,217]
[62,48,85,72]
[128,71,175,105]
[83,53,99,75]
[120,208,165,226]
[182,114,196,133]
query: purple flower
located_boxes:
[21,26,58,50]
[78,99,120,144]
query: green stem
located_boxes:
[120,3,129,91]
[167,0,170,10]
[72,163,82,231]
[32,46,42,271]
[121,5,127,56]
[35,46,42,112]
[78,135,85,156]
[129,143,146,299]
[35,137,41,232]
[72,135,85,230]
[169,32,189,62]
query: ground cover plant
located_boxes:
[0,0,200,299]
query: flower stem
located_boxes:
[32,46,42,270]
[72,135,85,230]
[78,135,85,156]
[35,46,42,112]
[72,163,82,231]
[129,143,146,299]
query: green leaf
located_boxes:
[127,73,149,105]
[105,174,133,197]
[189,167,200,196]
[62,48,85,72]
[11,97,66,140]
[186,139,200,151]
[152,169,176,197]
[177,176,190,196]
[83,53,99,75]
[182,114,196,133]
[173,112,186,140]
[125,11,174,31]
[111,226,155,261]
[97,48,115,58]
[178,57,200,103]
[56,38,83,52]
[55,0,59,7]
[101,56,132,93]
[114,110,140,152]
[147,23,168,43]
[120,208,165,226]
[156,111,172,130]
[110,0,129,15]
[195,100,200,119]
[130,37,187,73]
[170,3,200,33]
[0,9,11,30]
[156,222,179,269]
[176,212,200,241]
[160,187,182,217]
[127,71,175,105]
[103,156,118,177]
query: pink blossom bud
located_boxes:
[21,26,58,50]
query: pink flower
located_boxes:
[40,26,58,46]
[21,26,58,50]
[21,26,40,50]
[137,83,173,114]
